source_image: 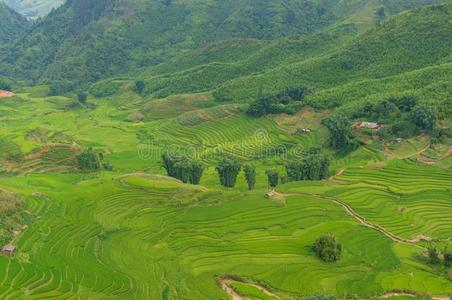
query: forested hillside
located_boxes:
[0,2,28,44]
[0,0,444,85]
[1,0,63,17]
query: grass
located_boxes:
[0,87,450,299]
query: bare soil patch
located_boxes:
[0,90,15,98]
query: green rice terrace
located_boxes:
[0,84,450,300]
[0,1,451,299]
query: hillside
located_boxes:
[113,3,451,103]
[0,2,28,44]
[0,0,444,85]
[1,0,63,17]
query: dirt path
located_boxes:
[418,148,452,164]
[279,191,451,248]
[379,292,450,300]
[219,278,280,300]
[0,90,15,98]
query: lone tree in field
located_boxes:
[243,164,256,190]
[313,235,342,262]
[216,156,241,188]
[77,148,101,172]
[266,170,279,188]
[427,245,440,265]
[135,80,145,94]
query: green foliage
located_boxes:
[76,148,101,172]
[216,156,242,188]
[305,294,336,300]
[89,80,121,98]
[49,80,75,96]
[0,3,28,43]
[427,245,440,265]
[266,170,279,188]
[76,91,88,104]
[285,147,330,181]
[247,86,309,117]
[0,76,13,91]
[135,80,145,95]
[323,115,356,150]
[162,154,205,185]
[313,235,342,263]
[411,105,438,131]
[444,249,452,268]
[243,164,257,190]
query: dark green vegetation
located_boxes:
[2,0,63,17]
[313,235,342,263]
[0,2,28,43]
[0,0,451,299]
[0,189,24,245]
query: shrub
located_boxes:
[135,80,145,94]
[427,245,440,265]
[313,235,342,262]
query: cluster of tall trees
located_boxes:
[162,154,205,184]
[247,86,310,117]
[427,245,452,268]
[323,115,357,151]
[285,147,330,181]
[76,148,112,172]
[313,235,342,262]
[76,148,101,171]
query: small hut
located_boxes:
[1,244,16,256]
[359,122,380,130]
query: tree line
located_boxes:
[162,148,330,188]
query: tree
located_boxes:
[49,80,75,96]
[190,160,205,185]
[266,170,279,188]
[76,148,101,171]
[313,235,342,262]
[285,147,330,181]
[216,156,242,188]
[444,248,452,268]
[243,164,256,190]
[427,245,440,265]
[323,115,354,150]
[162,154,204,184]
[135,80,145,94]
[77,91,88,104]
[412,105,438,131]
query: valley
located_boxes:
[0,0,451,299]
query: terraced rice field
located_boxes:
[0,90,450,299]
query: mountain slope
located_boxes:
[0,0,444,85]
[2,0,64,18]
[0,2,28,44]
[116,3,450,101]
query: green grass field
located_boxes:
[0,88,450,299]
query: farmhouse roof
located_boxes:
[360,122,380,129]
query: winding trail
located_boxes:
[278,191,450,248]
[219,278,280,300]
